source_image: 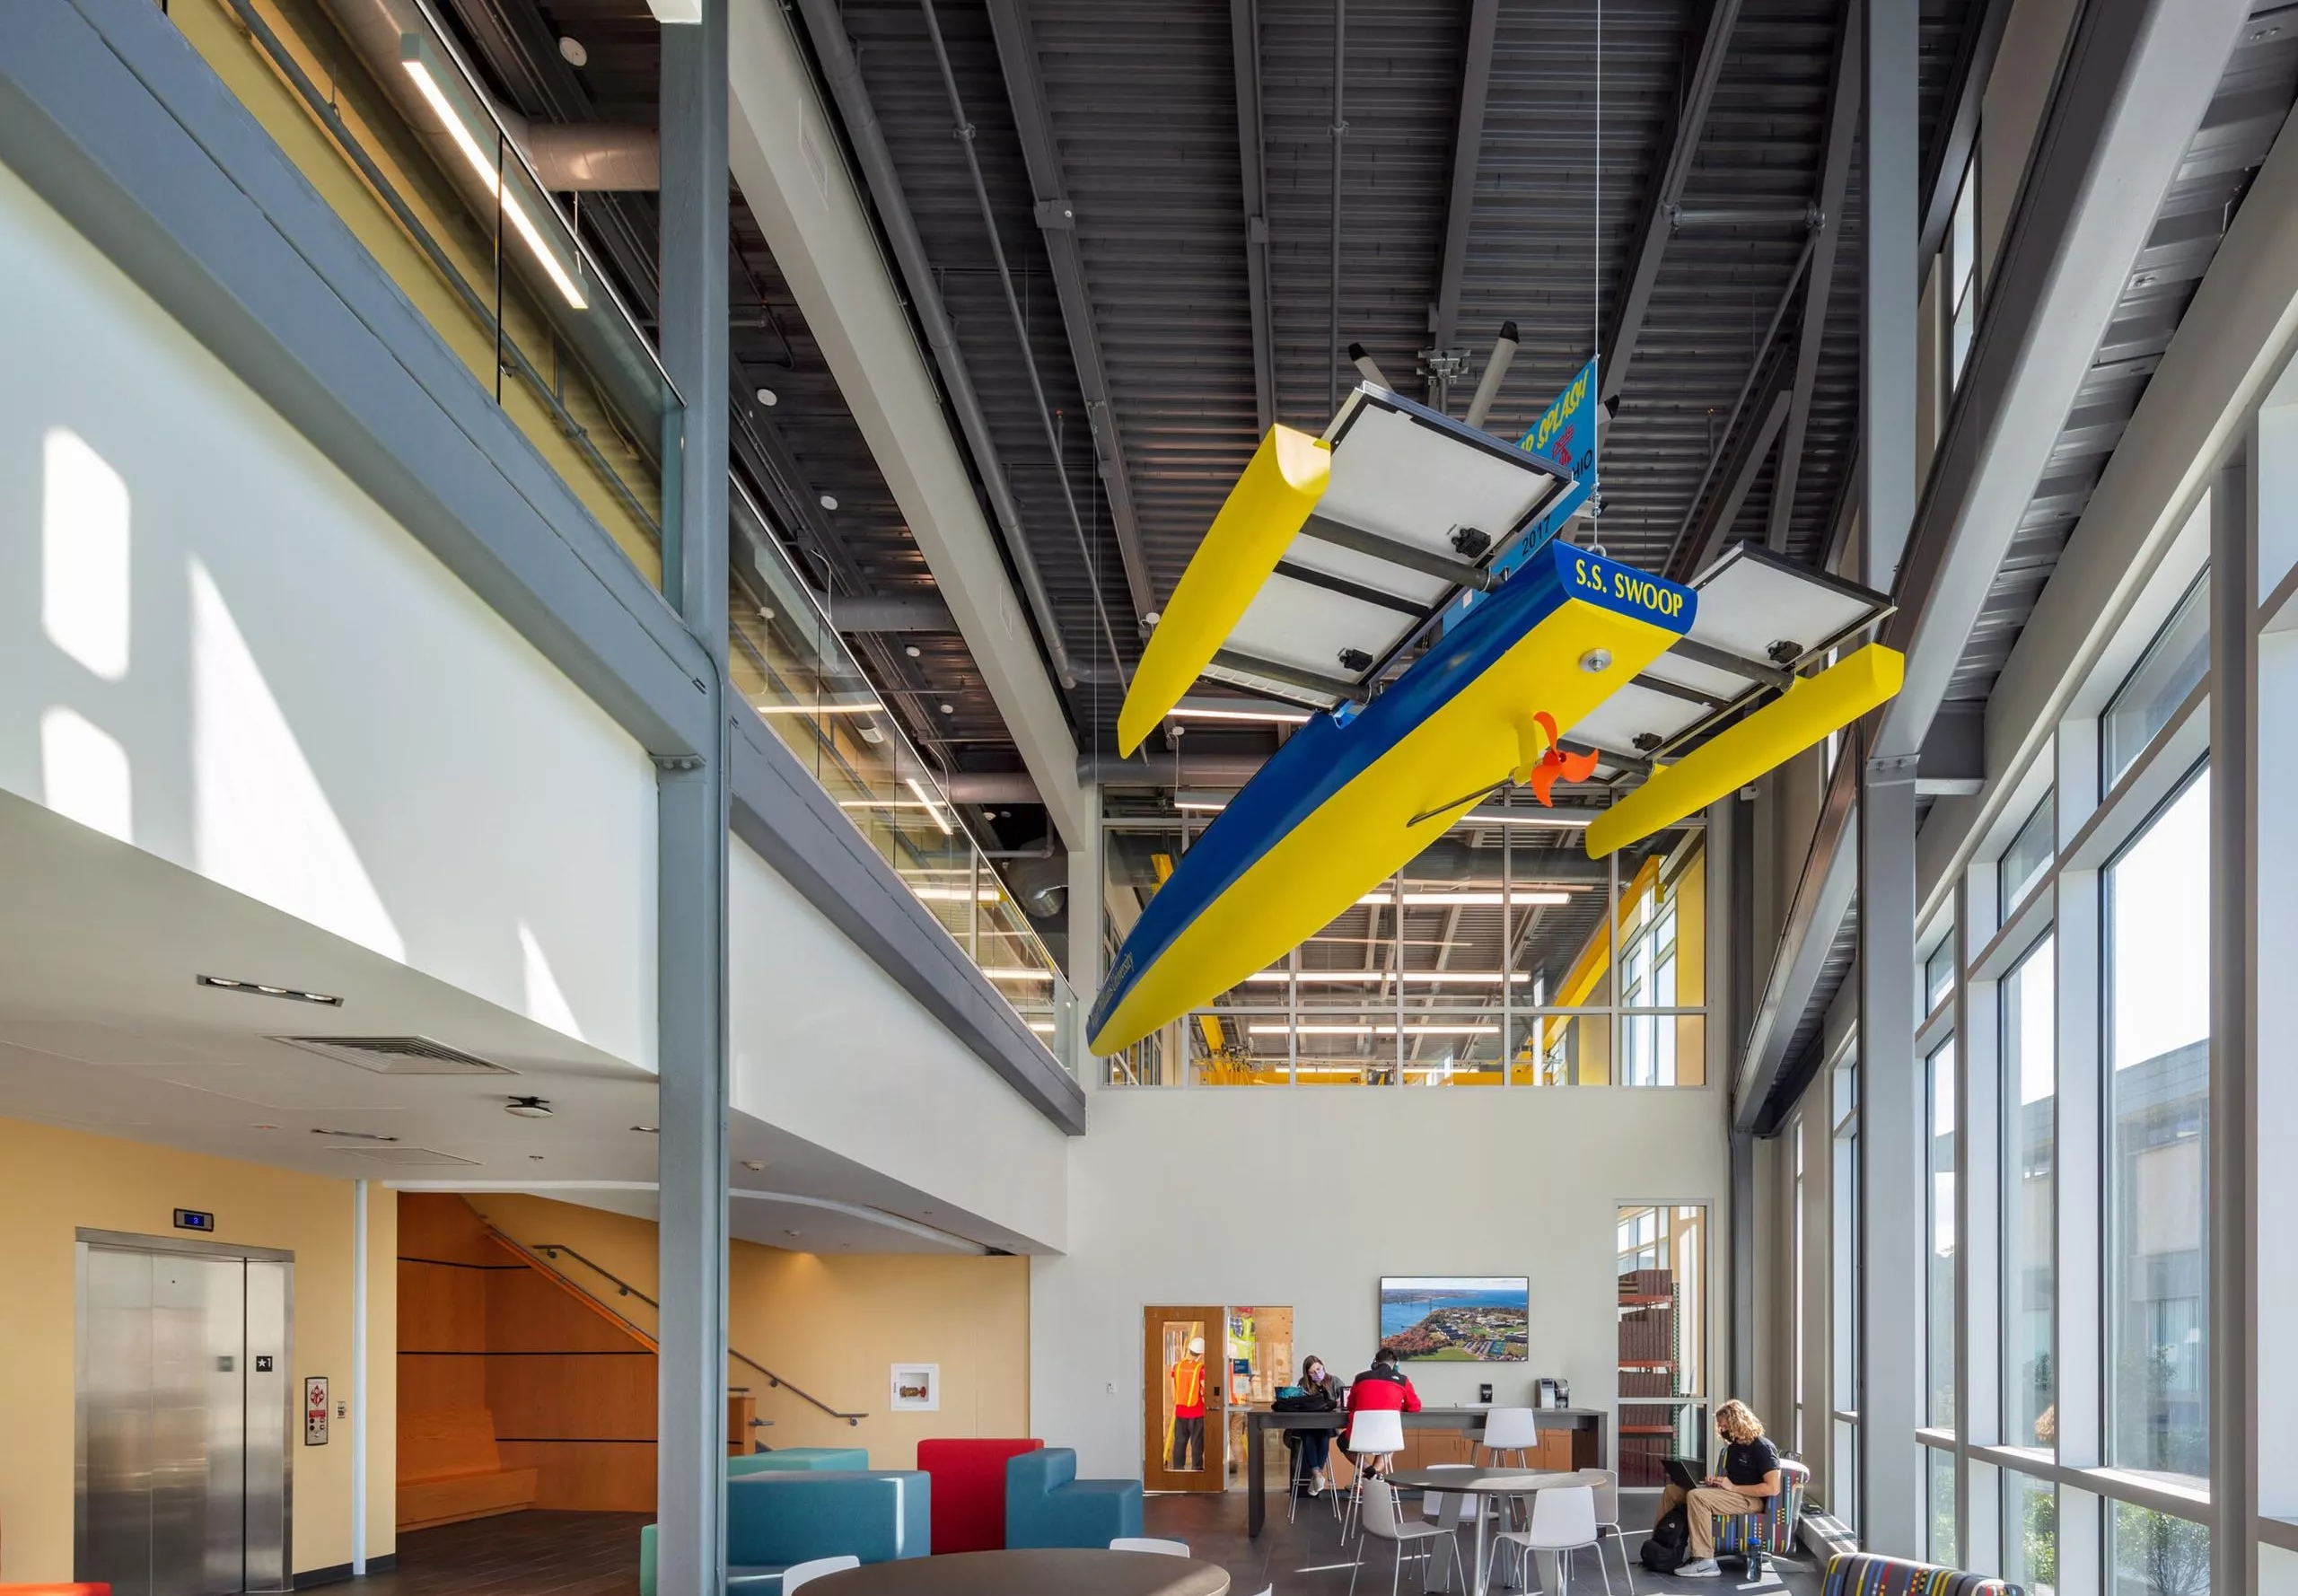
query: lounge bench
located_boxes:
[396,1409,538,1530]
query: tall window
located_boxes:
[2001,792,2056,925]
[2106,768,2212,1483]
[1928,1036,1960,1431]
[1618,1205,1707,1486]
[2102,573,2209,790]
[1830,1049,1861,1529]
[2003,934,2057,1451]
[1947,162,1980,384]
[1794,1120,1808,1459]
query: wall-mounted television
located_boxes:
[1378,1276,1530,1363]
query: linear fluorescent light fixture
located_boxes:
[400,38,589,310]
[1355,890,1574,907]
[1241,970,1532,985]
[905,776,955,836]
[1464,808,1597,829]
[197,974,343,1006]
[1245,1022,1501,1038]
[757,700,885,715]
[1166,701,1313,725]
[1173,797,1230,813]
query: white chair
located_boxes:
[1110,1536,1192,1557]
[1589,1469,1636,1593]
[1351,1479,1462,1596]
[781,1557,861,1592]
[1342,1409,1407,1541]
[1494,1484,1609,1596]
[1478,1407,1543,1469]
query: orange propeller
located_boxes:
[1525,711,1599,806]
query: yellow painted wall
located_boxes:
[0,1116,396,1580]
[468,1193,1031,1467]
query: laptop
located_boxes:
[1663,1456,1708,1492]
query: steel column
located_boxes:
[1600,0,1743,404]
[1768,0,1858,551]
[1856,747,1922,1555]
[657,4,732,1592]
[2209,440,2259,1596]
[1855,0,1920,1550]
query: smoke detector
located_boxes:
[504,1096,554,1118]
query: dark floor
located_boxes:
[346,1510,648,1594]
[347,1494,1822,1595]
[1147,1487,1824,1596]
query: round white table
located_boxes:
[1381,1465,1611,1595]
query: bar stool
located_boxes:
[1342,1409,1406,1542]
[1478,1407,1543,1469]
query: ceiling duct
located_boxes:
[270,1035,519,1076]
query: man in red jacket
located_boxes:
[1345,1346,1422,1470]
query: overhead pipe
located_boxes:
[1463,320,1519,431]
[918,0,1130,682]
[789,0,1083,690]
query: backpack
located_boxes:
[1642,1504,1689,1574]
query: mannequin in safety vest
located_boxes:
[1169,1335,1209,1470]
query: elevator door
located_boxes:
[77,1235,292,1595]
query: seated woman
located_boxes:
[1286,1354,1344,1495]
[1657,1399,1782,1579]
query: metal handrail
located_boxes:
[514,1234,867,1425]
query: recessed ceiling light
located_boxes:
[905,645,922,658]
[197,975,343,1006]
[754,387,778,407]
[939,702,955,715]
[557,34,588,66]
[741,1160,765,1171]
[819,494,838,511]
[504,1096,554,1118]
[311,1127,399,1143]
[631,1125,659,1134]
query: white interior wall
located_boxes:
[0,159,659,1069]
[726,840,1069,1252]
[1032,1083,1732,1480]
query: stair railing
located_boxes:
[493,1229,868,1425]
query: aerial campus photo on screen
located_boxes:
[1377,1276,1531,1362]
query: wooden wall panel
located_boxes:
[486,1268,652,1354]
[397,1260,491,1353]
[398,1191,499,1265]
[397,1353,487,1415]
[487,1352,656,1441]
[496,1441,656,1513]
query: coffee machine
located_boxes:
[1535,1376,1571,1409]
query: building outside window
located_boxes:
[2101,573,2209,791]
[2004,1470,2058,1594]
[2004,933,2057,1452]
[2106,769,2211,1486]
[1948,162,1980,384]
[1928,1035,1959,1431]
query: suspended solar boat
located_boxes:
[1088,360,1904,1056]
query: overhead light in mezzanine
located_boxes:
[399,36,590,310]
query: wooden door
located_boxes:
[1143,1306,1225,1492]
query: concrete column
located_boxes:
[656,4,732,1592]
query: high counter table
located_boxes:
[1241,1406,1608,1537]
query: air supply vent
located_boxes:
[324,1146,482,1166]
[269,1035,516,1076]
